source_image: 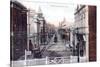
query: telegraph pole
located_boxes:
[27,9,30,51]
[76,28,80,63]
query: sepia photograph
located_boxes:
[10,0,96,67]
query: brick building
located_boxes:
[88,6,96,61]
[10,1,27,60]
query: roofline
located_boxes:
[10,0,27,10]
[74,5,85,15]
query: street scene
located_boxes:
[10,0,96,67]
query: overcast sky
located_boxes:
[16,0,76,27]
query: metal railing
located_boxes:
[46,56,70,64]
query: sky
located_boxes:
[16,0,76,27]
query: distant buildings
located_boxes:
[45,23,56,43]
[58,18,70,41]
[10,1,27,60]
[59,18,67,29]
[35,7,56,45]
[74,5,96,61]
[37,7,47,45]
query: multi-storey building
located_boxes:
[74,5,89,58]
[10,1,27,60]
[74,5,96,61]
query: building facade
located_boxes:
[74,5,96,61]
[10,1,27,60]
[74,5,89,61]
[88,6,96,61]
[27,9,37,51]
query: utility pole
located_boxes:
[76,28,80,63]
[27,9,30,51]
[77,41,80,62]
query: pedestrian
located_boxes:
[54,35,58,43]
[29,40,33,52]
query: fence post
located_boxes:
[24,49,27,66]
[46,56,48,64]
[62,57,64,64]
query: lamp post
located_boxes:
[76,28,80,62]
[27,9,31,51]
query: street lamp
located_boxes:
[76,28,80,62]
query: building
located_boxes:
[88,6,96,61]
[74,5,89,58]
[27,9,37,51]
[74,5,96,61]
[58,18,70,41]
[36,7,47,45]
[45,23,56,43]
[10,1,27,60]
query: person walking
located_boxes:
[54,35,58,43]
